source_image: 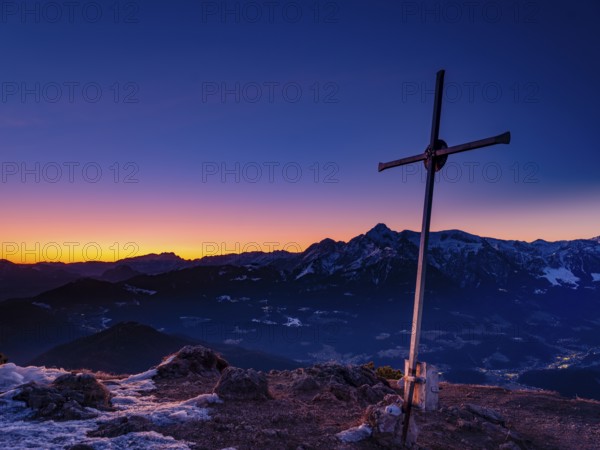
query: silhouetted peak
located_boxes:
[437,229,481,243]
[365,223,396,245]
[103,321,160,336]
[121,252,184,263]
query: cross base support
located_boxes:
[404,360,439,412]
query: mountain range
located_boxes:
[1,224,599,398]
[3,224,599,301]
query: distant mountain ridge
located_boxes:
[2,224,599,301]
[29,322,300,374]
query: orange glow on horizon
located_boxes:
[2,218,598,264]
[2,188,598,263]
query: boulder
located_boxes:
[306,363,385,388]
[214,367,271,401]
[155,345,229,379]
[290,373,320,393]
[357,382,396,404]
[53,373,112,410]
[365,394,419,448]
[311,390,339,403]
[328,382,357,402]
[13,373,112,421]
[301,364,395,405]
[88,415,152,438]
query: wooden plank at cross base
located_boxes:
[404,360,440,412]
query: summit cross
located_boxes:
[377,69,511,445]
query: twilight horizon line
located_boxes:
[2,223,598,265]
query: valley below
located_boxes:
[1,225,600,401]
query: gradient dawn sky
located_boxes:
[1,0,599,263]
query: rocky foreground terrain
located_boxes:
[1,345,599,449]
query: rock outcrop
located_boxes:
[155,345,229,379]
[214,367,271,401]
[13,373,112,421]
[88,415,153,438]
[284,363,395,404]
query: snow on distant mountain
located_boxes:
[3,225,598,303]
[541,267,580,288]
[281,224,600,291]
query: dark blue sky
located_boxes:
[1,0,599,261]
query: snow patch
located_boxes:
[0,362,215,449]
[336,424,372,443]
[295,264,314,280]
[591,273,600,282]
[283,317,303,327]
[0,363,68,393]
[124,285,157,295]
[251,318,277,325]
[541,267,580,287]
[375,332,391,340]
[32,302,51,310]
[181,393,222,406]
[385,404,402,416]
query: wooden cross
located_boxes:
[378,69,511,444]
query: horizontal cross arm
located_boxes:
[377,131,511,173]
[378,153,426,172]
[435,131,511,158]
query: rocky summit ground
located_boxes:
[147,364,600,450]
[2,345,599,449]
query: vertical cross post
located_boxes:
[401,69,445,444]
[377,69,511,446]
